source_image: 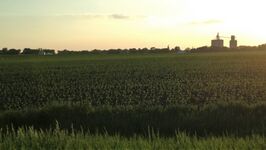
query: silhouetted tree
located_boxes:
[172,46,181,52]
[0,48,21,55]
[258,44,266,50]
[7,49,21,55]
[2,48,8,53]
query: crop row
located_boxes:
[1,53,266,109]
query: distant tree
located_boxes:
[150,47,156,51]
[184,48,191,51]
[0,48,20,55]
[7,49,21,55]
[142,48,149,51]
[2,48,8,53]
[91,49,101,54]
[258,44,266,50]
[172,46,181,52]
[129,48,138,53]
[22,48,41,55]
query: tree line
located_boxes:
[1,44,266,55]
[57,46,181,55]
[0,46,182,55]
[0,48,55,55]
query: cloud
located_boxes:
[55,14,104,19]
[189,19,223,25]
[109,14,130,19]
[55,13,146,20]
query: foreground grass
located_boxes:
[0,127,266,150]
[1,103,266,137]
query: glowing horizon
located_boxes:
[0,0,266,50]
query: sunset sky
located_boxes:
[0,0,265,50]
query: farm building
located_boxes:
[211,33,224,48]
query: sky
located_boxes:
[0,0,266,50]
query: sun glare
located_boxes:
[0,0,266,49]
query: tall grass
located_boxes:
[1,103,266,137]
[0,126,265,150]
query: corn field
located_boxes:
[1,52,266,109]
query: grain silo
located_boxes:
[211,33,224,48]
[230,35,237,48]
